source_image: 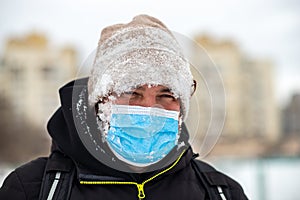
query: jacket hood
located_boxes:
[47,78,193,178]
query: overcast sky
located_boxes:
[0,0,299,107]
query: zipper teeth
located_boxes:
[80,181,146,199]
[142,150,185,185]
[80,181,137,185]
[80,150,186,199]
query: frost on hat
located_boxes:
[88,14,194,120]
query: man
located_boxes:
[0,14,248,199]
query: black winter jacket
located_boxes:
[0,78,248,200]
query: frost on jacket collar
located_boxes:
[47,78,193,181]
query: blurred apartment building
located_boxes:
[278,93,300,155]
[0,33,77,128]
[191,35,280,155]
[283,93,300,136]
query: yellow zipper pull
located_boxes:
[136,183,146,200]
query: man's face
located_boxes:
[113,85,180,112]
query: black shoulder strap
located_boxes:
[191,158,230,200]
[38,151,75,200]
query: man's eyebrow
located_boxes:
[159,88,172,93]
[134,86,145,91]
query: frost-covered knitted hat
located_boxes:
[88,14,194,120]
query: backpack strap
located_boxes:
[191,158,230,200]
[38,151,75,200]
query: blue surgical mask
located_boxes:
[106,105,180,167]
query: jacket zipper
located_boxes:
[80,150,186,200]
